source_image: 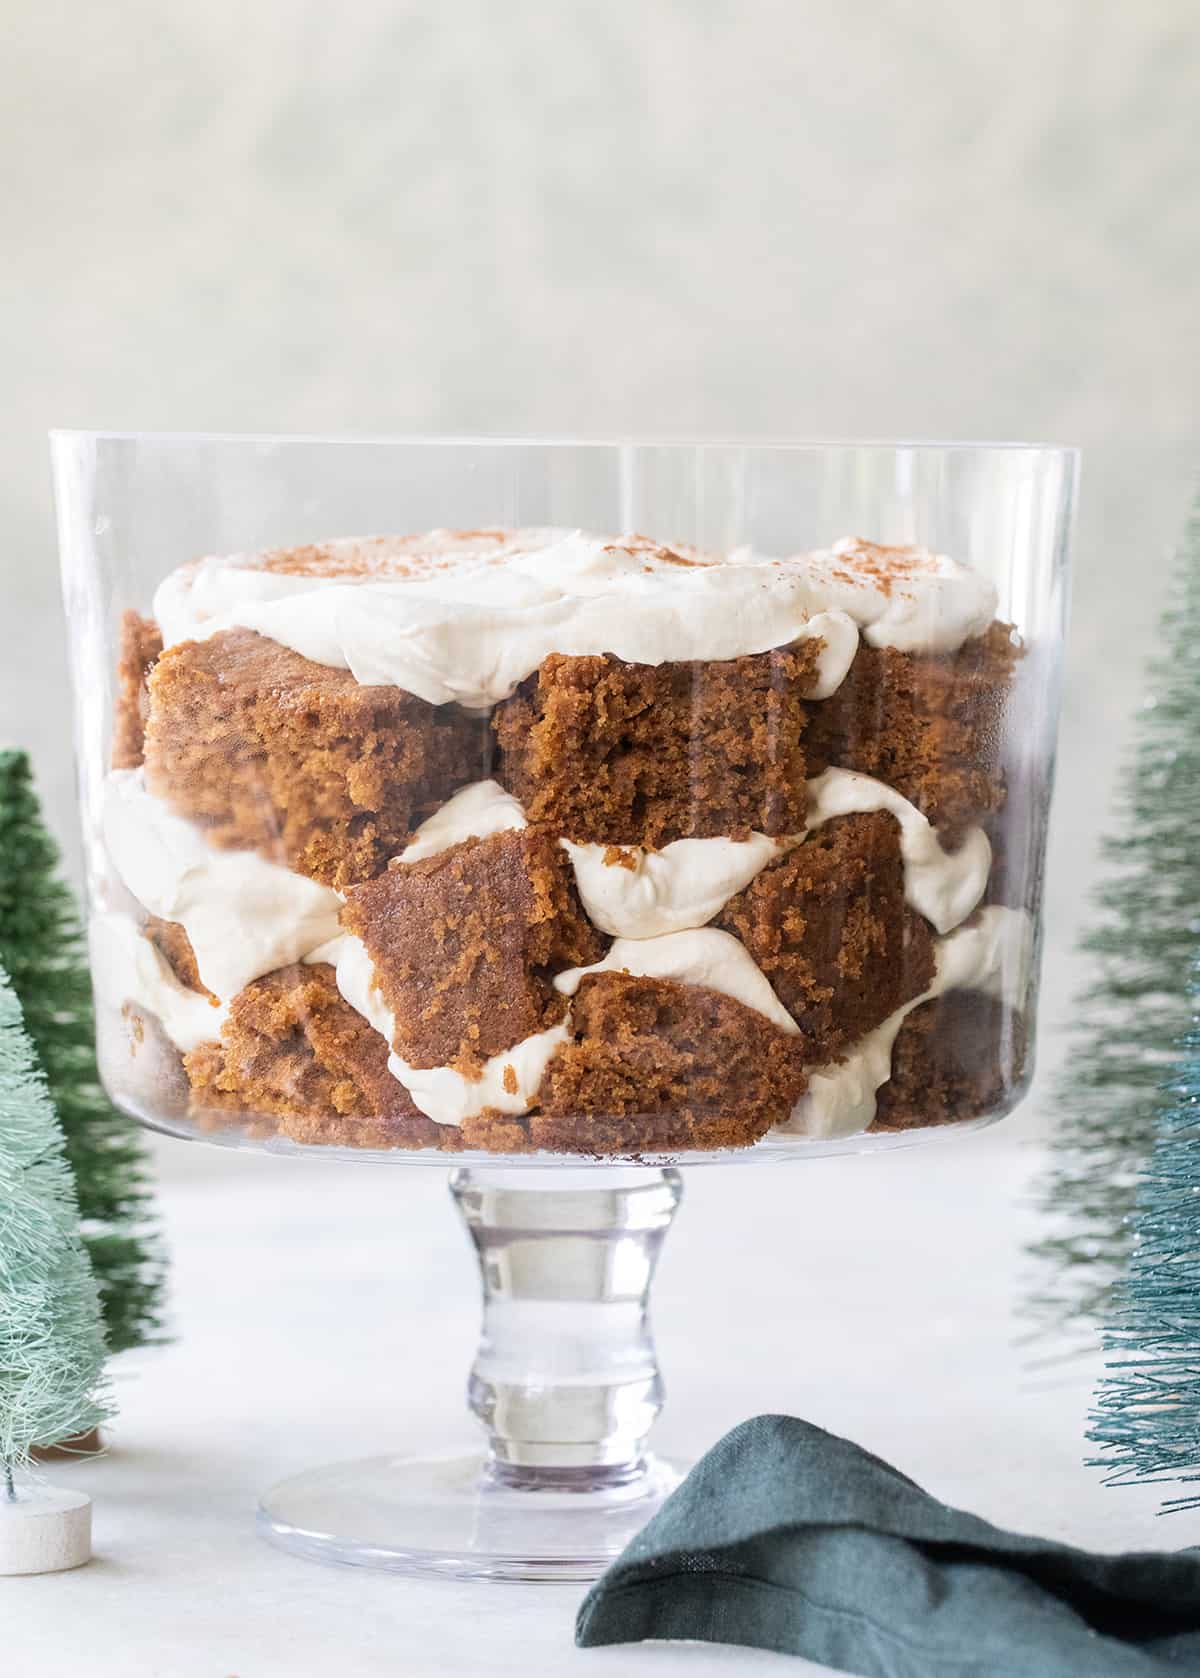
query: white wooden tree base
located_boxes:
[0,1486,92,1575]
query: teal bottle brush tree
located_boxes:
[0,961,111,1573]
[1027,498,1200,1336]
[1088,957,1200,1509]
[0,749,165,1355]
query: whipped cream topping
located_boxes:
[804,768,991,935]
[232,547,859,709]
[555,928,799,1037]
[563,833,784,939]
[146,526,1003,709]
[151,529,548,650]
[779,906,1032,1141]
[153,559,345,654]
[763,537,999,655]
[309,930,567,1127]
[400,779,527,863]
[103,770,342,1001]
[89,911,227,1052]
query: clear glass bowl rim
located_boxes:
[49,429,1081,460]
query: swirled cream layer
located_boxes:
[307,930,566,1127]
[393,775,988,942]
[89,911,228,1052]
[152,528,995,708]
[102,769,342,1002]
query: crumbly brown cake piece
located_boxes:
[870,991,1028,1132]
[341,827,606,1075]
[522,971,808,1154]
[493,641,826,846]
[143,628,488,888]
[803,622,1019,843]
[142,914,215,1000]
[184,962,454,1150]
[112,610,163,769]
[718,812,935,1062]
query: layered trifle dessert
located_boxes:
[91,528,1031,1156]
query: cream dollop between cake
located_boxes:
[308,930,569,1126]
[562,833,786,939]
[390,770,988,943]
[803,769,991,936]
[90,910,228,1052]
[779,907,1032,1141]
[554,928,801,1037]
[564,770,989,940]
[103,769,343,1000]
[307,931,396,1042]
[399,778,527,862]
[388,1026,572,1126]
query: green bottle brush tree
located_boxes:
[1088,957,1200,1509]
[0,750,165,1355]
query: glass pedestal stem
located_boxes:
[453,1166,682,1489]
[258,1165,684,1580]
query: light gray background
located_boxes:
[2,8,1199,1671]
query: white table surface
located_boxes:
[7,1115,1187,1678]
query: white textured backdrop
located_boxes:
[2,0,1198,1144]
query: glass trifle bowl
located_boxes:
[53,435,1075,1578]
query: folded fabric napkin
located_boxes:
[576,1415,1200,1676]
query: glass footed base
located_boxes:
[258,1450,683,1582]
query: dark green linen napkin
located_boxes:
[576,1416,1200,1675]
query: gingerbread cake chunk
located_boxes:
[493,641,826,847]
[520,971,809,1155]
[142,914,215,1001]
[112,610,163,769]
[185,962,449,1151]
[718,811,935,1062]
[803,622,1018,843]
[341,827,606,1075]
[143,627,488,888]
[871,991,1028,1132]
